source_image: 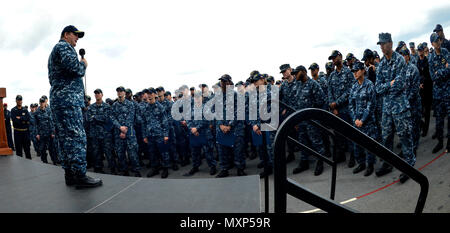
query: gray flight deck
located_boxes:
[0,156,260,213]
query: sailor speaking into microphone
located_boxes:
[48,25,102,189]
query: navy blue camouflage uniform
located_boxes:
[173,97,191,165]
[366,63,383,143]
[216,91,246,171]
[141,101,171,169]
[294,77,327,162]
[86,101,117,171]
[327,66,355,155]
[428,48,450,141]
[349,78,378,165]
[33,107,59,164]
[249,85,276,170]
[111,99,141,173]
[375,51,416,166]
[48,39,87,175]
[161,99,179,166]
[404,61,422,151]
[29,110,40,156]
[187,102,217,169]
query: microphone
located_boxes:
[79,48,87,94]
[79,48,85,59]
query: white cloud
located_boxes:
[1,0,450,107]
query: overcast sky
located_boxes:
[1,0,450,108]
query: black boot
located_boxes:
[335,151,346,163]
[172,163,179,171]
[432,140,443,153]
[209,166,217,176]
[375,162,393,177]
[237,168,247,176]
[421,126,428,137]
[180,158,188,167]
[286,153,295,163]
[147,168,159,177]
[249,151,257,160]
[447,138,450,152]
[216,169,229,178]
[364,164,374,176]
[399,173,410,183]
[259,166,273,178]
[257,161,265,169]
[64,169,76,186]
[314,160,323,176]
[184,167,199,177]
[161,168,169,179]
[110,167,118,175]
[74,174,103,189]
[134,171,142,177]
[348,153,355,168]
[94,168,105,174]
[121,170,130,176]
[432,131,437,139]
[185,158,191,166]
[293,160,309,174]
[353,163,366,174]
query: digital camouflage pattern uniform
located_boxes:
[48,39,87,176]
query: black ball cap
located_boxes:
[16,95,22,101]
[116,86,125,92]
[346,53,355,61]
[125,88,132,94]
[279,64,291,73]
[252,74,264,82]
[308,63,319,70]
[417,43,425,51]
[361,49,374,61]
[398,47,410,56]
[94,88,103,94]
[373,50,380,58]
[430,32,440,43]
[351,61,365,72]
[249,70,260,78]
[61,25,84,38]
[433,24,443,32]
[292,65,307,75]
[219,74,232,82]
[328,50,342,60]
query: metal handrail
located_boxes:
[273,108,429,213]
